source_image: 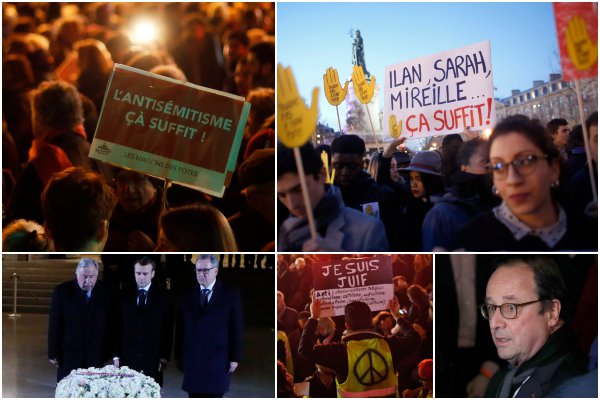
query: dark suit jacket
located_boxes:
[116,283,173,385]
[179,281,243,394]
[48,279,112,382]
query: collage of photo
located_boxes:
[1,1,598,399]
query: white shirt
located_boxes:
[137,282,152,305]
[201,280,216,303]
[493,202,567,248]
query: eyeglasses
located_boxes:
[195,268,216,275]
[479,299,543,320]
[486,154,547,180]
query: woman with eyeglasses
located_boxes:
[453,116,597,251]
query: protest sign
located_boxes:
[277,63,320,240]
[323,66,348,133]
[554,3,598,82]
[312,255,394,317]
[89,64,250,197]
[384,41,495,139]
[278,64,319,148]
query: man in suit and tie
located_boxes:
[179,254,243,397]
[48,258,112,382]
[113,256,173,386]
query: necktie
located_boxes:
[201,288,210,307]
[138,289,146,307]
[84,290,91,304]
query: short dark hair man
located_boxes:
[546,118,570,155]
[299,296,420,398]
[247,40,274,89]
[48,258,112,382]
[481,256,586,397]
[277,142,389,252]
[330,134,400,249]
[114,256,173,386]
[42,167,117,251]
[179,255,243,397]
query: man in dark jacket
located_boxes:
[114,256,173,386]
[179,255,243,397]
[299,297,420,397]
[48,258,112,382]
[330,134,400,249]
[482,256,586,397]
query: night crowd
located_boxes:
[2,2,275,252]
[277,113,598,252]
[277,254,433,398]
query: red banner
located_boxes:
[554,3,598,81]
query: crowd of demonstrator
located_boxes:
[277,113,598,252]
[277,254,433,398]
[2,2,275,252]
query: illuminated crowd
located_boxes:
[2,2,275,252]
[277,254,433,398]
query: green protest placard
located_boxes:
[89,64,250,197]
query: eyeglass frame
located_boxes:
[479,299,544,320]
[485,154,548,180]
[195,267,217,276]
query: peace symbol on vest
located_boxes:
[353,349,389,386]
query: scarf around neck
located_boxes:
[28,124,87,187]
[279,184,343,251]
[491,325,578,397]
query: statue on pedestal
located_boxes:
[351,29,370,78]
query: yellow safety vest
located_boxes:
[277,330,294,378]
[336,337,397,398]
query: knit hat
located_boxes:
[418,359,433,380]
[399,150,442,176]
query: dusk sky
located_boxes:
[277,2,561,129]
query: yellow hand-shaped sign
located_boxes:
[277,64,319,148]
[566,15,598,71]
[323,67,349,106]
[351,65,376,104]
[388,115,403,139]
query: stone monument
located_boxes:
[345,29,382,147]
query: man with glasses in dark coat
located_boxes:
[178,255,243,397]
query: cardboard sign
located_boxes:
[554,3,598,82]
[384,41,495,139]
[89,64,250,197]
[312,255,394,317]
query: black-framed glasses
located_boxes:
[479,299,543,320]
[195,268,216,275]
[485,154,548,180]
